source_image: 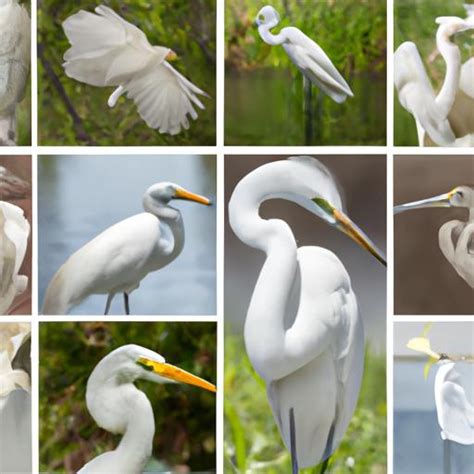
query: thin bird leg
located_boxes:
[289,408,298,474]
[104,294,115,315]
[319,457,330,474]
[443,439,451,474]
[124,293,130,315]
[107,85,125,108]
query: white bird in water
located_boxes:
[394,185,474,288]
[62,5,208,135]
[394,9,474,147]
[228,156,385,472]
[255,5,353,104]
[78,344,216,474]
[42,183,211,315]
[0,0,30,146]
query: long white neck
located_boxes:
[143,194,185,261]
[229,161,331,381]
[435,28,462,118]
[86,362,155,472]
[258,23,286,46]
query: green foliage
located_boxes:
[394,0,474,145]
[39,322,216,473]
[226,0,387,75]
[224,335,386,473]
[38,0,216,145]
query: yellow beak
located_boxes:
[138,357,216,393]
[175,188,212,206]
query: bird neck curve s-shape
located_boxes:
[258,24,286,46]
[435,31,462,118]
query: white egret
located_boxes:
[0,0,30,146]
[394,9,474,147]
[42,183,211,315]
[62,5,208,135]
[407,336,474,473]
[78,344,216,474]
[394,185,474,288]
[228,156,386,471]
[255,6,353,104]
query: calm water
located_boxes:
[225,69,386,146]
[38,155,216,315]
[394,360,474,474]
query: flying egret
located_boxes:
[394,8,474,147]
[78,344,216,474]
[42,182,211,315]
[407,335,474,473]
[394,185,474,288]
[228,156,386,472]
[0,0,30,146]
[62,5,209,135]
[255,6,353,104]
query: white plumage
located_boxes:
[62,5,208,135]
[256,6,353,103]
[0,0,30,146]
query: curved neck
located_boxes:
[143,194,185,259]
[436,30,462,117]
[258,24,286,46]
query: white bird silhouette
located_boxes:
[255,5,353,104]
[394,9,474,146]
[229,156,385,471]
[62,5,208,135]
[0,0,30,146]
[78,344,216,473]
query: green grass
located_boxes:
[224,335,386,474]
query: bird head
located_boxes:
[145,182,212,206]
[110,344,216,392]
[283,156,386,266]
[394,185,474,214]
[435,16,474,40]
[255,5,280,27]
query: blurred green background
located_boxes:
[225,0,387,145]
[394,0,474,146]
[38,0,216,145]
[39,322,216,473]
[225,337,386,474]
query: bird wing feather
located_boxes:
[122,61,207,135]
[394,42,456,146]
[282,27,353,103]
[62,5,166,87]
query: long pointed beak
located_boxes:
[394,189,455,214]
[175,187,212,206]
[313,198,386,266]
[138,357,216,393]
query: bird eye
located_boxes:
[456,190,464,198]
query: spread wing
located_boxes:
[394,42,456,146]
[62,5,167,86]
[282,27,353,103]
[122,61,207,135]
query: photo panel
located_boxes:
[39,321,217,473]
[0,155,32,315]
[394,321,474,474]
[38,154,217,316]
[394,154,474,315]
[224,154,387,472]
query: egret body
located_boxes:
[394,11,474,146]
[78,344,216,474]
[255,6,353,104]
[62,5,208,135]
[228,156,385,470]
[395,185,474,287]
[42,183,211,315]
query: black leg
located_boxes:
[319,457,330,474]
[124,293,130,315]
[289,408,298,474]
[443,439,451,474]
[104,294,114,315]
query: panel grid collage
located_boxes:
[1,1,473,473]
